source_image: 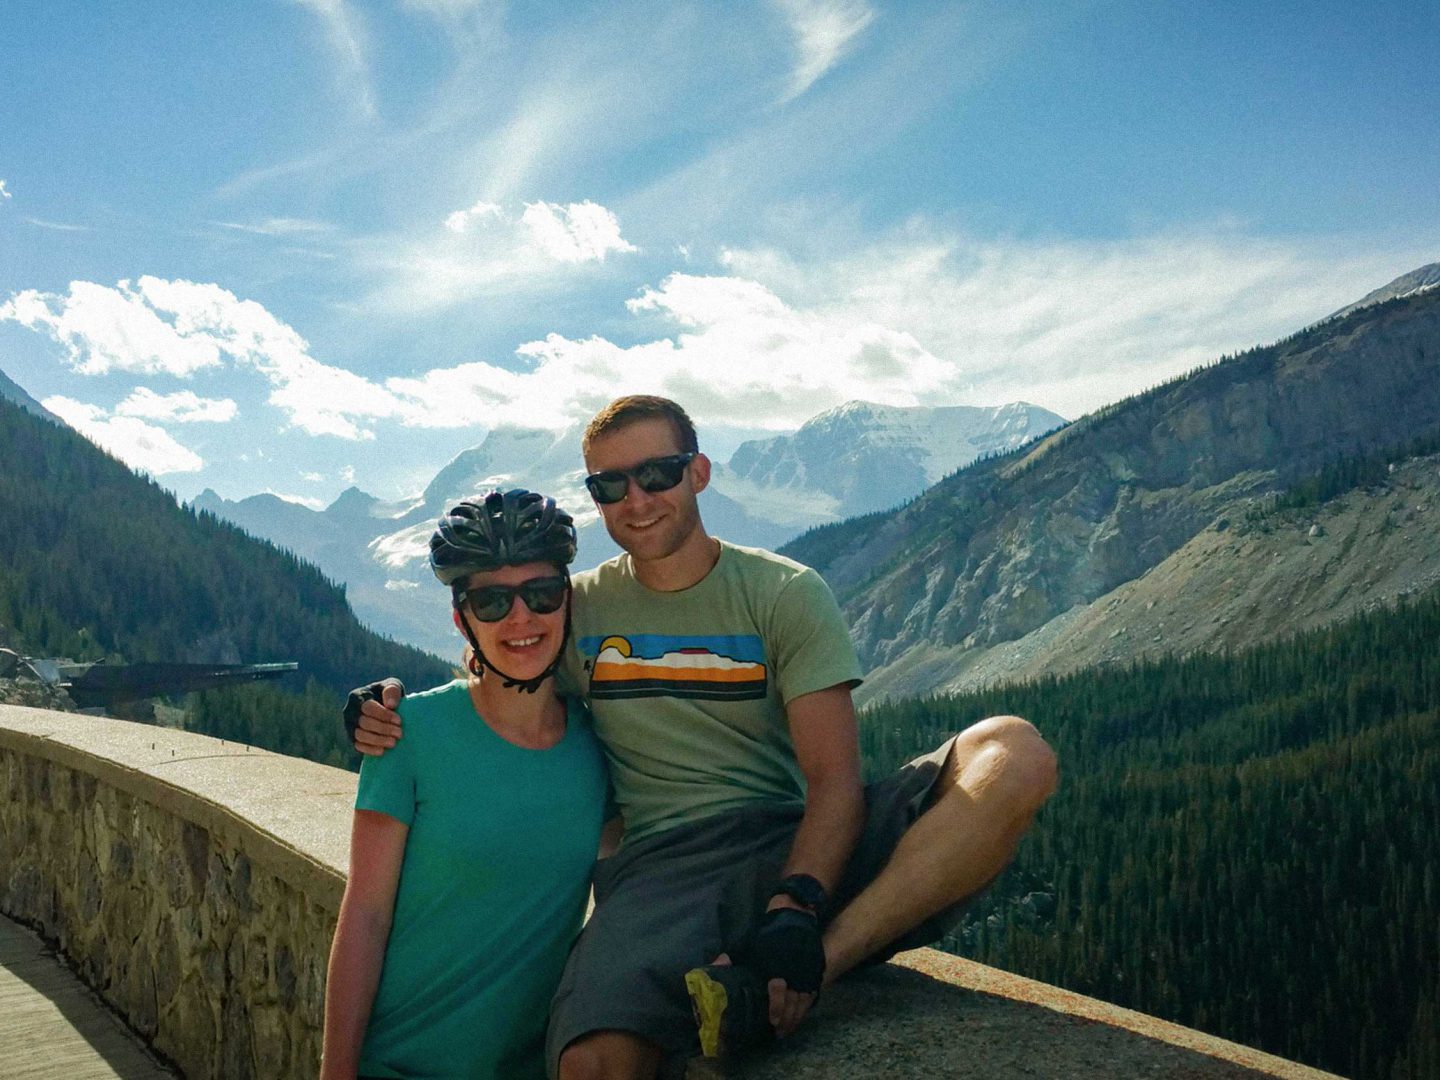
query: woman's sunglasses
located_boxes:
[456,576,569,622]
[584,452,696,505]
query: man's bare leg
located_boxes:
[820,715,1058,983]
[556,1030,664,1080]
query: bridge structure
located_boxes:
[0,704,1341,1079]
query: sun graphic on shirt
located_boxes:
[597,636,632,658]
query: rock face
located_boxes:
[785,290,1440,701]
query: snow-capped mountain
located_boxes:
[713,401,1068,525]
[1325,262,1440,322]
[196,401,1068,658]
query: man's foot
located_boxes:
[684,964,773,1059]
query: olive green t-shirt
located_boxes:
[563,540,862,844]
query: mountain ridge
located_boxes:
[784,286,1440,702]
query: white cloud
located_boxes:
[4,277,403,439]
[376,229,1433,434]
[302,471,327,482]
[115,388,238,424]
[520,201,638,263]
[0,281,223,376]
[41,396,205,475]
[444,200,503,233]
[774,0,876,102]
[23,217,89,232]
[216,218,336,236]
[718,229,1433,419]
[373,198,637,311]
[0,179,10,200]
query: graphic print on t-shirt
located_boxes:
[579,633,768,701]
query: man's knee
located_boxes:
[556,1030,659,1080]
[947,715,1058,810]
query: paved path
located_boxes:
[0,915,176,1079]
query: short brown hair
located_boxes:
[582,395,699,456]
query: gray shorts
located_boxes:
[545,735,962,1076]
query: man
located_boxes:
[348,395,1057,1079]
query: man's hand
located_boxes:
[342,679,406,756]
[743,906,825,1037]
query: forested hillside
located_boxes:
[0,391,451,765]
[859,588,1440,1080]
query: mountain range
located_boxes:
[784,263,1440,703]
[193,400,1065,658]
[11,261,1437,691]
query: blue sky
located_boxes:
[2,0,1436,507]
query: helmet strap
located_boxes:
[454,573,572,696]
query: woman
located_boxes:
[322,489,610,1079]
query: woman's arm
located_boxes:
[597,814,625,860]
[321,810,409,1080]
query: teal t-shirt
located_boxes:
[354,681,607,1080]
[562,540,863,844]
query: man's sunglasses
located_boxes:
[455,576,569,622]
[584,452,696,505]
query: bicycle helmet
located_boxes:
[430,489,577,693]
[431,488,577,584]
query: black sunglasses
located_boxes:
[584,452,696,505]
[455,576,569,622]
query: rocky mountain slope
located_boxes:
[785,280,1440,703]
[0,367,53,420]
[1325,260,1440,321]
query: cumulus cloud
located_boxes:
[444,200,503,233]
[3,277,401,439]
[520,201,637,263]
[115,388,238,424]
[41,396,205,475]
[8,228,1416,456]
[1,281,224,376]
[774,0,876,102]
[376,198,637,311]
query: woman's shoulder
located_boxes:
[397,679,471,724]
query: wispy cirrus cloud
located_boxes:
[24,217,88,232]
[216,218,337,237]
[292,0,377,121]
[0,179,10,201]
[773,0,876,102]
[41,396,205,475]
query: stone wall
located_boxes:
[0,703,1338,1080]
[0,704,354,1079]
